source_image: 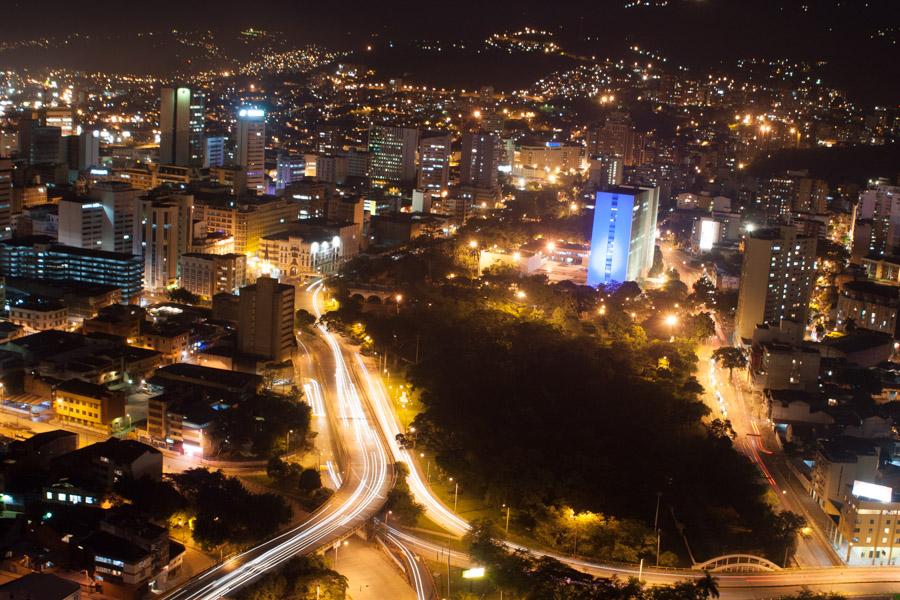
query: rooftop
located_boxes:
[0,572,81,598]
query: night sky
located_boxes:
[4,0,900,104]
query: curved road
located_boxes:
[344,284,900,597]
[162,280,392,600]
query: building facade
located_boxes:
[586,186,659,287]
[734,226,817,342]
[237,276,294,362]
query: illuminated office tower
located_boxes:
[67,130,100,171]
[89,181,138,254]
[417,133,450,193]
[136,194,194,291]
[460,132,500,190]
[159,87,192,166]
[235,107,266,194]
[586,186,659,287]
[188,91,206,166]
[367,125,418,188]
[276,154,306,189]
[0,159,11,240]
[203,135,225,168]
[58,198,105,249]
[44,107,75,137]
[734,226,817,342]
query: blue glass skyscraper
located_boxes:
[587,186,659,287]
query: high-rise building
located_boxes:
[757,175,797,221]
[235,107,267,194]
[58,198,105,249]
[460,132,500,190]
[0,236,143,302]
[203,136,226,168]
[159,87,192,166]
[0,159,11,240]
[417,133,450,193]
[315,124,344,154]
[28,126,62,165]
[586,186,659,287]
[795,178,829,214]
[188,91,206,166]
[179,252,246,298]
[193,194,298,255]
[276,154,306,189]
[237,275,295,361]
[136,193,194,291]
[734,226,817,342]
[854,183,900,259]
[44,108,75,137]
[315,155,347,185]
[367,125,418,188]
[67,131,100,172]
[89,181,138,254]
[586,113,645,166]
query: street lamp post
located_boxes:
[395,294,403,316]
[449,478,459,512]
[503,504,511,535]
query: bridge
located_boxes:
[693,554,782,573]
[346,283,399,304]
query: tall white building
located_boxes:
[417,133,450,193]
[137,193,194,291]
[734,226,817,343]
[89,181,138,255]
[235,107,266,194]
[58,198,105,249]
[855,183,900,258]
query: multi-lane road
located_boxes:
[165,273,900,599]
[162,280,392,600]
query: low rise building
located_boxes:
[812,438,880,511]
[52,379,126,433]
[8,298,68,333]
[835,474,900,565]
[835,280,900,337]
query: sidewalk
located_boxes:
[331,540,416,600]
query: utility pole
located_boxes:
[656,529,661,567]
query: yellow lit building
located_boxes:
[53,379,125,433]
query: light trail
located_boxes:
[163,280,391,600]
[382,529,430,600]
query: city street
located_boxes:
[160,279,393,600]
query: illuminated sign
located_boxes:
[462,567,485,579]
[698,219,719,251]
[851,480,893,503]
[90,168,109,176]
[238,108,265,118]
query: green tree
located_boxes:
[167,287,201,305]
[684,312,716,341]
[298,468,322,494]
[712,346,747,381]
[295,309,316,329]
[383,462,424,526]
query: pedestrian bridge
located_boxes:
[693,554,782,572]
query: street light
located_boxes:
[468,240,478,249]
[502,503,511,535]
[395,294,403,316]
[449,477,459,512]
[665,314,678,341]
